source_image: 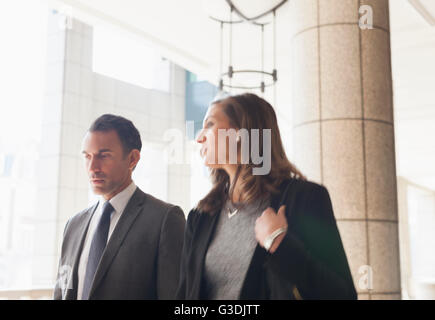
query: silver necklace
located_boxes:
[227,201,240,219]
[227,207,239,219]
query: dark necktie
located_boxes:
[82,201,114,300]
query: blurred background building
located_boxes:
[0,0,434,300]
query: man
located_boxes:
[54,114,185,300]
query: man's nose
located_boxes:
[88,157,100,173]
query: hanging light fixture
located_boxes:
[204,0,288,94]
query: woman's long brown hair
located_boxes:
[196,93,306,214]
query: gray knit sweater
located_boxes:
[202,197,270,300]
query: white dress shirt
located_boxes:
[77,181,137,300]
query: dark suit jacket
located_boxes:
[53,187,185,300]
[176,178,357,300]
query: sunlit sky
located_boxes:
[0,0,48,153]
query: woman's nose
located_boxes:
[196,130,206,144]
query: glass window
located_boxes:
[93,25,170,92]
[0,0,48,290]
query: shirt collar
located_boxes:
[99,181,137,215]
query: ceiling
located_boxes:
[49,0,435,191]
[409,0,435,25]
[48,0,293,84]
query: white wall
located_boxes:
[397,177,435,299]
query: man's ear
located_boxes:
[129,149,141,171]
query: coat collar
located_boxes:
[189,178,295,299]
[187,208,220,299]
[240,178,295,299]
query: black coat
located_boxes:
[176,178,357,300]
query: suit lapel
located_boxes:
[65,203,98,300]
[189,210,220,299]
[239,178,295,299]
[88,188,146,298]
[239,243,268,299]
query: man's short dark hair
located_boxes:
[89,114,142,154]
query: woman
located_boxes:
[176,93,357,300]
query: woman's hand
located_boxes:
[255,205,288,253]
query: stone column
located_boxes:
[290,0,401,299]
